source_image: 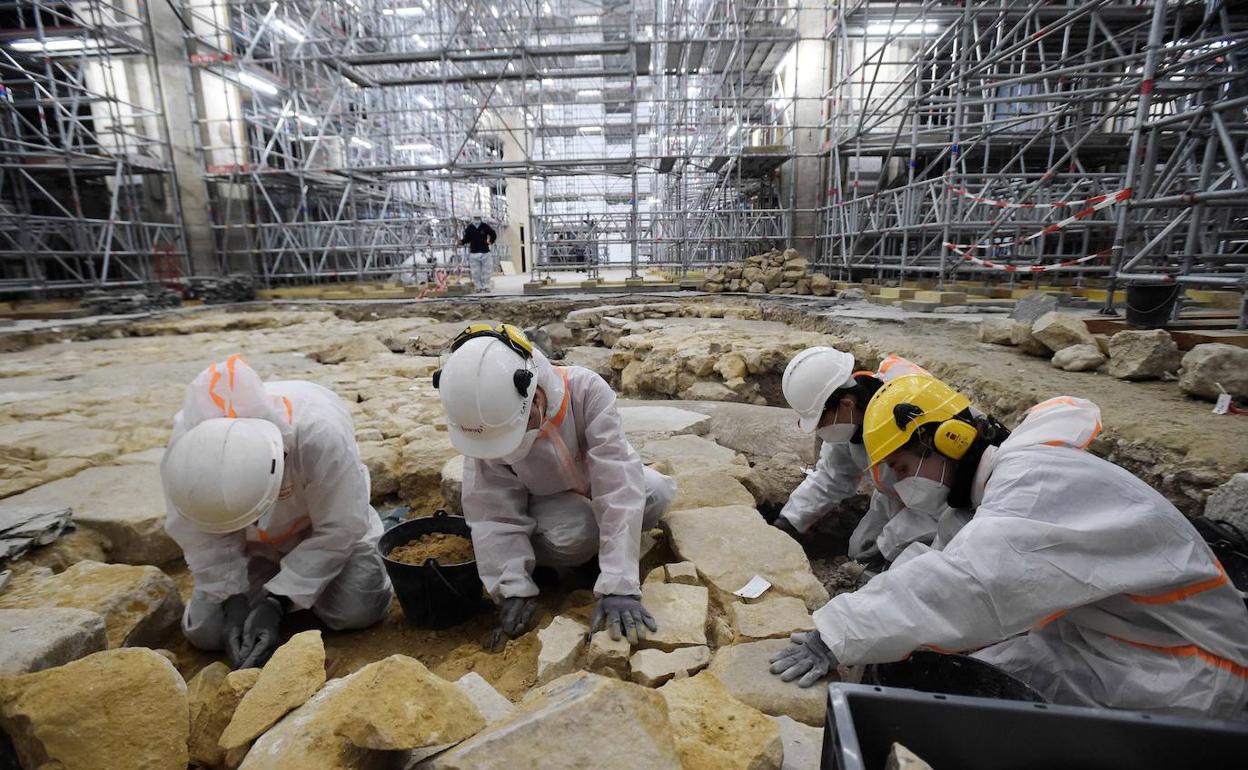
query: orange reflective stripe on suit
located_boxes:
[539,368,590,496]
[255,516,311,546]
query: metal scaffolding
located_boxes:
[0,0,187,296]
[175,0,815,286]
[818,0,1248,323]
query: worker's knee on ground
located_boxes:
[642,467,677,529]
[181,595,226,651]
[312,543,393,631]
[530,494,599,566]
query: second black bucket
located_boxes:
[1125,282,1180,328]
[378,510,484,629]
[865,650,1046,702]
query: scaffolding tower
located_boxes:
[819,0,1248,323]
[0,0,187,296]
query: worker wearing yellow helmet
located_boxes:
[770,373,1248,718]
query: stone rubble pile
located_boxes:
[81,287,182,316]
[700,249,835,297]
[979,310,1248,403]
[189,274,257,304]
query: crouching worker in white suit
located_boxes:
[435,323,677,645]
[162,355,393,669]
[770,373,1248,718]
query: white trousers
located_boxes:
[468,252,493,292]
[530,466,676,568]
[181,538,392,651]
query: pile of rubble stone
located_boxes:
[700,249,834,297]
[189,274,256,304]
[978,294,1248,404]
[81,287,182,316]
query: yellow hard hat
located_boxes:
[862,373,973,467]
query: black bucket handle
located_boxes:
[424,557,470,601]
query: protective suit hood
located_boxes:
[176,355,296,451]
[531,348,564,422]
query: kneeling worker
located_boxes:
[162,356,393,669]
[436,324,676,644]
[771,374,1248,717]
[776,349,945,564]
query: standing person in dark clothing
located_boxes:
[461,213,497,292]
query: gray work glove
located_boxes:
[769,630,837,688]
[772,516,800,539]
[221,593,252,668]
[498,595,539,638]
[591,594,658,645]
[236,594,285,670]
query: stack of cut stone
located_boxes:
[701,249,834,297]
[191,274,256,304]
[81,287,181,315]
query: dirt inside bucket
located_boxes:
[388,532,475,565]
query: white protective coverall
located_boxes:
[165,357,392,650]
[813,397,1248,718]
[461,354,676,602]
[779,355,941,562]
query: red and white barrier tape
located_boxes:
[948,188,1131,250]
[947,244,1110,273]
[947,182,1132,211]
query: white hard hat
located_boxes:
[161,417,284,534]
[782,346,857,433]
[437,335,537,459]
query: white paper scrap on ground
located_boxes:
[733,575,772,599]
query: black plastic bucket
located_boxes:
[864,650,1046,703]
[377,510,484,629]
[1125,282,1180,328]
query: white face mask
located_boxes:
[894,455,950,515]
[501,428,540,465]
[817,423,857,444]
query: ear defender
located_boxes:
[513,368,534,397]
[934,419,978,460]
[432,369,442,389]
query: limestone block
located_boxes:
[358,442,401,500]
[728,597,815,642]
[1009,320,1051,357]
[536,615,589,685]
[1107,329,1182,381]
[664,506,829,611]
[1179,343,1248,401]
[1031,312,1096,352]
[334,655,485,751]
[978,318,1015,345]
[220,630,327,750]
[586,630,631,676]
[188,663,261,768]
[0,560,181,648]
[0,463,180,564]
[1205,473,1248,533]
[810,274,834,296]
[452,672,514,725]
[0,648,188,770]
[630,646,712,687]
[659,673,782,770]
[639,582,709,651]
[707,639,828,726]
[418,672,682,769]
[668,470,756,512]
[1051,344,1106,372]
[637,434,748,477]
[663,561,699,586]
[310,334,392,364]
[0,607,107,675]
[771,715,824,770]
[619,406,712,439]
